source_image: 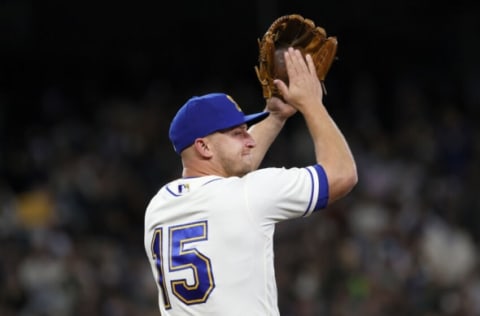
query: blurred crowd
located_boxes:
[1,66,479,316]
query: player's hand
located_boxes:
[265,96,297,121]
[274,47,324,113]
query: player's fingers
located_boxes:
[305,54,316,75]
[288,48,307,75]
[284,48,297,77]
[293,49,309,72]
[274,79,288,96]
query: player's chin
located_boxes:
[238,166,253,177]
[241,151,253,162]
[241,155,255,174]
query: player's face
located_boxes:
[209,124,256,177]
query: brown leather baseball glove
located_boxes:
[255,14,338,99]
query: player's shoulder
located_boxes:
[145,176,226,213]
[243,165,322,186]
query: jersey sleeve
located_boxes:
[243,164,329,223]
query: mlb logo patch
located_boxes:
[178,183,190,193]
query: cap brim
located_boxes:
[244,111,270,126]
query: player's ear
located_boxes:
[193,138,213,158]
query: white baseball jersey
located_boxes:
[144,164,329,315]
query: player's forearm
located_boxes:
[248,114,286,170]
[303,104,357,203]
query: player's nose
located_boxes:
[245,133,256,148]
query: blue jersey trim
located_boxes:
[313,164,329,210]
[165,185,180,197]
[202,178,223,186]
[165,177,223,197]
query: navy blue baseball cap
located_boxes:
[169,93,270,154]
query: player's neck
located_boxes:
[182,167,226,178]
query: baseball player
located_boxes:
[144,48,357,315]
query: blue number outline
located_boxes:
[151,220,215,309]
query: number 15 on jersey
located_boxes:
[150,220,215,309]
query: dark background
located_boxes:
[1,1,480,315]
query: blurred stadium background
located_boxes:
[1,1,480,315]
